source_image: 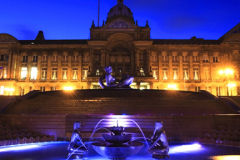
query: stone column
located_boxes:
[101,50,106,69]
[209,52,213,81]
[135,49,139,73]
[89,49,94,75]
[146,50,151,75]
[37,54,41,80]
[47,53,52,80]
[189,53,193,80]
[106,50,110,66]
[15,53,22,80]
[7,53,12,79]
[11,52,17,79]
[199,52,203,81]
[179,52,183,80]
[168,51,172,80]
[58,53,62,80]
[78,52,82,81]
[68,54,71,81]
[131,50,134,74]
[158,51,162,81]
[26,54,32,82]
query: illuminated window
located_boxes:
[140,68,145,76]
[203,55,209,62]
[195,87,200,92]
[62,68,68,80]
[31,67,38,80]
[118,68,122,76]
[52,68,57,80]
[33,55,38,62]
[72,68,78,80]
[163,69,168,80]
[183,68,189,80]
[204,69,209,80]
[40,86,45,92]
[194,68,199,80]
[3,67,7,78]
[51,86,56,91]
[41,68,47,80]
[23,56,28,62]
[21,67,27,80]
[153,70,157,79]
[0,67,3,78]
[83,70,88,79]
[173,69,178,80]
[0,86,4,95]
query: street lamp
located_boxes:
[219,69,234,96]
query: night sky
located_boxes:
[1,0,240,40]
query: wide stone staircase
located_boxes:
[2,89,237,115]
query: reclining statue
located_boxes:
[67,121,88,159]
[99,66,134,89]
[148,121,170,159]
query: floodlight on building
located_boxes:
[227,83,236,88]
[167,84,177,90]
[4,88,15,92]
[63,86,74,91]
[219,69,234,75]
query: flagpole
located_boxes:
[98,0,100,27]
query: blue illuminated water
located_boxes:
[0,142,240,160]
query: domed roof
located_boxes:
[106,0,134,24]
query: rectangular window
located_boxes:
[31,67,38,80]
[194,68,199,80]
[74,55,78,62]
[193,56,198,62]
[110,56,115,62]
[172,56,178,62]
[3,67,7,78]
[125,56,130,63]
[23,56,28,62]
[152,55,157,62]
[53,55,57,62]
[139,54,145,61]
[0,86,4,95]
[0,55,4,61]
[83,69,88,80]
[42,55,47,62]
[40,86,45,92]
[117,55,122,63]
[42,68,47,80]
[33,55,38,62]
[140,68,145,76]
[95,54,101,61]
[183,56,188,62]
[203,55,209,62]
[237,87,240,96]
[173,69,178,80]
[213,56,218,63]
[183,68,189,80]
[163,69,168,80]
[72,68,78,80]
[62,68,67,80]
[162,55,168,62]
[0,67,3,79]
[216,87,221,96]
[63,55,67,62]
[51,86,56,91]
[52,68,57,80]
[204,69,209,80]
[195,87,200,92]
[96,69,100,76]
[21,67,27,80]
[5,55,9,61]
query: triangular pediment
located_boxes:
[220,23,240,39]
[223,34,240,43]
[103,18,137,29]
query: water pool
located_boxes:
[0,142,240,160]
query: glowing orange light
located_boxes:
[63,86,74,91]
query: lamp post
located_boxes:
[219,69,234,96]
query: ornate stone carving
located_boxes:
[105,20,134,28]
[112,43,129,52]
[225,36,240,43]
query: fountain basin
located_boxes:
[92,142,144,160]
[102,134,132,144]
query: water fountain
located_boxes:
[91,120,144,160]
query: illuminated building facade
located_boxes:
[0,0,240,96]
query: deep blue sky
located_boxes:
[0,0,240,40]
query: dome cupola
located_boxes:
[106,0,134,24]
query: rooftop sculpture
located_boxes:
[99,66,134,89]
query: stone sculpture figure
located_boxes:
[148,121,170,159]
[68,121,88,159]
[99,66,134,89]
